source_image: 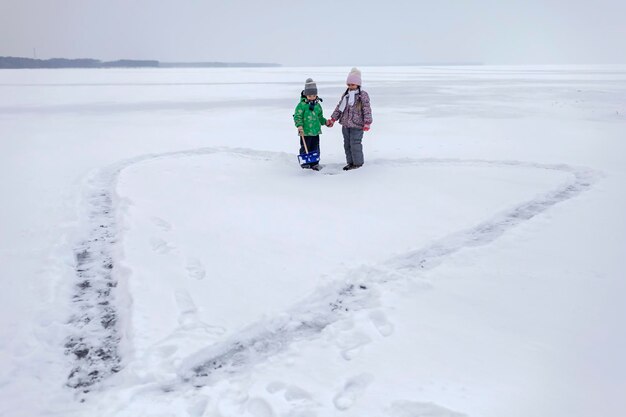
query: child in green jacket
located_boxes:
[293,78,327,170]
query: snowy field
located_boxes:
[1,66,625,417]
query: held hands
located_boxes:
[363,124,371,132]
[326,118,335,128]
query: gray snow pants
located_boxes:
[342,127,364,166]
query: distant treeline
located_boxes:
[0,57,159,69]
[0,56,281,69]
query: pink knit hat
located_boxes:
[346,67,362,85]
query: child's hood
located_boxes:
[300,96,323,105]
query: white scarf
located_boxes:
[338,90,358,112]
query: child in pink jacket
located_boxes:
[328,68,373,170]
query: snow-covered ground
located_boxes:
[1,66,625,417]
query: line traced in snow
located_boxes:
[63,147,601,395]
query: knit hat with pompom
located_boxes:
[303,78,317,96]
[346,67,362,85]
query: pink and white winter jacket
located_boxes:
[331,89,373,129]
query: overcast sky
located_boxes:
[1,0,625,65]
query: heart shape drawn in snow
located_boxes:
[64,147,599,392]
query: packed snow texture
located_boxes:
[1,66,625,417]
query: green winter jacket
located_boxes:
[293,98,327,136]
